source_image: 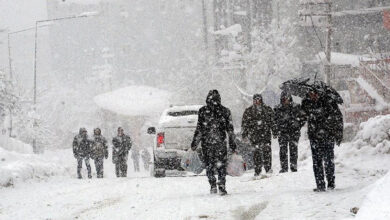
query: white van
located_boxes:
[147,105,202,177]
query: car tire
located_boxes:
[154,168,166,178]
[152,157,166,178]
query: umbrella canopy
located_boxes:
[280,78,343,104]
[280,78,312,98]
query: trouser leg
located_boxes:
[203,147,217,188]
[311,141,326,189]
[85,158,92,178]
[279,137,288,172]
[263,142,272,173]
[289,137,299,172]
[121,154,128,177]
[205,157,216,187]
[115,162,121,177]
[324,143,335,188]
[216,150,227,188]
[77,157,83,178]
[134,159,139,172]
[95,158,104,178]
[253,148,262,175]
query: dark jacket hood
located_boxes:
[280,92,293,105]
[206,90,221,107]
[79,128,87,135]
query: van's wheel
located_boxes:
[154,168,166,178]
[152,158,166,178]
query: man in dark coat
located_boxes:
[73,128,92,179]
[90,128,108,178]
[191,90,236,195]
[302,89,343,192]
[141,149,151,171]
[242,94,276,176]
[274,92,306,173]
[112,127,132,177]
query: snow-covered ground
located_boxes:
[1,115,390,219]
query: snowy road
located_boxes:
[0,154,383,220]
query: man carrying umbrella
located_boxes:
[282,79,343,192]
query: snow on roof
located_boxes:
[299,0,331,4]
[213,24,242,37]
[165,105,202,112]
[60,0,101,4]
[355,77,389,109]
[94,86,171,117]
[317,52,368,67]
[333,6,390,17]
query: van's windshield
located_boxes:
[167,110,198,117]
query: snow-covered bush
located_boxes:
[0,147,72,187]
[0,135,33,154]
[355,114,390,147]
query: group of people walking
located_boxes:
[72,127,151,178]
[72,86,343,195]
[191,88,343,195]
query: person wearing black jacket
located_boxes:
[112,127,132,177]
[242,94,277,176]
[72,128,92,179]
[191,90,236,196]
[302,89,343,192]
[90,128,108,178]
[274,92,306,173]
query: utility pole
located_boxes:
[202,0,209,65]
[246,0,252,52]
[32,13,97,153]
[299,0,332,85]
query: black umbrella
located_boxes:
[280,78,343,104]
[280,78,312,98]
[311,81,343,104]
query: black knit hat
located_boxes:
[253,94,262,101]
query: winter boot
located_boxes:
[327,184,335,190]
[279,169,287,173]
[218,185,228,196]
[313,188,326,192]
[210,186,218,194]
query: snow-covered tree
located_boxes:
[244,19,302,94]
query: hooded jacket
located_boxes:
[73,128,91,158]
[274,93,306,138]
[191,90,236,151]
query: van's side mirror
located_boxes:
[147,127,156,135]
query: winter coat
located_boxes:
[191,90,237,153]
[274,96,306,139]
[90,134,108,159]
[301,95,343,144]
[131,149,140,161]
[112,134,132,160]
[73,134,91,158]
[141,150,151,163]
[242,104,276,144]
